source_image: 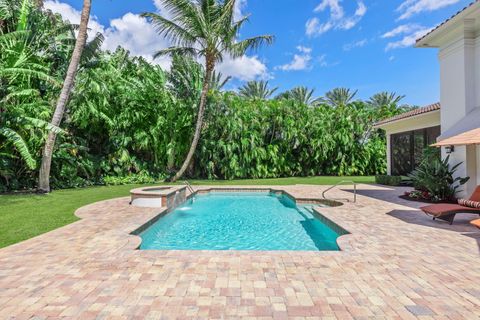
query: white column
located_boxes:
[438,19,478,197]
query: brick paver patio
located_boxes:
[1,184,479,319]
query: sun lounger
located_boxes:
[420,186,480,225]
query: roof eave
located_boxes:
[374,109,440,129]
[416,1,480,48]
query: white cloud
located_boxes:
[44,0,269,81]
[385,26,433,50]
[306,0,367,37]
[276,46,313,71]
[318,54,328,67]
[397,0,461,20]
[102,13,171,68]
[234,0,248,21]
[44,0,104,38]
[343,38,367,51]
[297,46,312,54]
[382,23,423,38]
[217,55,270,81]
[318,54,339,67]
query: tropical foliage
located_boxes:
[324,87,357,107]
[0,0,412,192]
[239,80,278,100]
[142,0,274,181]
[276,86,322,107]
[408,148,469,201]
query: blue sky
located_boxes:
[44,0,473,106]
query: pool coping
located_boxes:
[130,186,351,252]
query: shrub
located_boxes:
[102,173,163,186]
[375,175,402,186]
[408,150,469,202]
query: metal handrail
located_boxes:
[322,180,357,203]
[183,180,195,194]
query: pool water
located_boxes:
[139,192,341,251]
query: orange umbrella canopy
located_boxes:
[432,128,480,147]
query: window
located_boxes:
[391,126,440,176]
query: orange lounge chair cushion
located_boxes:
[421,204,480,217]
[471,219,480,229]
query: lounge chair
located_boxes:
[420,186,480,225]
[471,219,480,229]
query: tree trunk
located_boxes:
[37,0,91,193]
[171,59,214,182]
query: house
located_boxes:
[376,1,480,197]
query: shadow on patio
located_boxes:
[340,184,419,208]
[387,209,480,251]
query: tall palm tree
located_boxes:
[277,86,321,106]
[324,87,357,107]
[38,0,91,192]
[143,0,273,182]
[238,80,277,100]
[367,91,405,108]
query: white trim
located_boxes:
[416,2,480,48]
[374,110,440,129]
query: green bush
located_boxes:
[375,175,402,186]
[102,173,163,186]
[408,149,469,202]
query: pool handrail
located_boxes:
[322,180,357,203]
[183,180,195,195]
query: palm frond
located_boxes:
[227,35,274,58]
[141,12,196,47]
[0,67,61,86]
[18,116,64,134]
[0,127,36,169]
[81,32,104,64]
[153,46,198,59]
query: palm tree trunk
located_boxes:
[171,59,214,182]
[37,0,91,193]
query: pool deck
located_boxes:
[0,184,479,319]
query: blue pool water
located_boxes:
[139,192,341,251]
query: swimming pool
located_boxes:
[138,192,343,251]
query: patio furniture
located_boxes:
[420,186,480,225]
[471,219,480,229]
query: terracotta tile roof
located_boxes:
[433,127,480,146]
[375,102,440,127]
[416,1,479,44]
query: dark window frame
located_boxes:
[390,126,440,176]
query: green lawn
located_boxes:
[0,176,374,248]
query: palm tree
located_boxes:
[277,86,321,106]
[238,80,277,100]
[38,0,91,192]
[210,71,231,91]
[324,87,357,107]
[368,91,405,108]
[142,0,273,182]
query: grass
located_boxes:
[0,176,374,248]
